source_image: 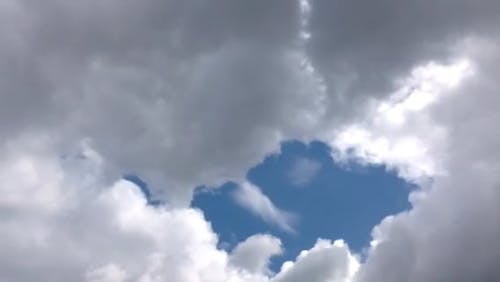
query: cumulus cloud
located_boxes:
[230,234,282,275]
[312,1,500,281]
[0,142,283,282]
[3,0,500,281]
[0,0,327,206]
[0,141,350,282]
[273,239,359,282]
[350,37,500,282]
[331,59,474,181]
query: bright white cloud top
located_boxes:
[2,0,500,281]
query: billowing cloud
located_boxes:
[349,37,500,282]
[230,234,282,275]
[273,239,359,282]
[332,59,473,181]
[0,141,353,282]
[0,142,284,282]
[3,0,500,281]
[0,145,223,281]
[0,0,324,206]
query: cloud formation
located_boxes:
[233,182,297,233]
[351,38,500,282]
[273,239,359,282]
[2,0,500,281]
[230,234,282,275]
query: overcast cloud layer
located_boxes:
[2,0,500,281]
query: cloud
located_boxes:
[306,0,499,110]
[3,0,500,281]
[0,143,272,282]
[85,264,128,282]
[321,34,500,282]
[230,234,283,275]
[1,0,498,205]
[331,59,473,181]
[351,37,500,282]
[233,182,297,233]
[0,0,325,206]
[0,141,346,282]
[288,157,321,186]
[273,239,359,282]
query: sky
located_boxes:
[192,140,412,273]
[1,0,500,282]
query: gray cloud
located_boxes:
[2,0,500,281]
[0,0,319,204]
[354,38,500,282]
[306,0,500,121]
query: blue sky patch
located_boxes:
[192,140,414,272]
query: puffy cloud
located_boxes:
[232,182,297,233]
[273,239,359,282]
[306,0,500,111]
[350,37,500,282]
[230,234,282,275]
[0,145,223,281]
[0,0,324,206]
[3,0,500,281]
[321,34,500,281]
[0,141,349,282]
[2,0,498,204]
[331,58,474,181]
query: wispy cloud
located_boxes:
[288,157,321,186]
[233,182,297,233]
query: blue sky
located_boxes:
[192,140,413,272]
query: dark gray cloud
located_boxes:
[0,0,309,203]
[306,0,500,120]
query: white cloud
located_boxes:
[233,182,297,233]
[0,141,335,282]
[273,239,359,282]
[230,234,282,275]
[330,59,474,182]
[0,143,253,282]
